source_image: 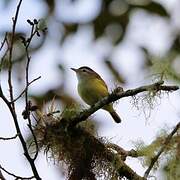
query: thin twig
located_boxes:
[144,121,180,178]
[11,76,41,103]
[24,23,39,161]
[0,164,34,180]
[0,32,7,51]
[0,134,19,140]
[8,0,23,111]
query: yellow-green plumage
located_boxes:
[72,66,121,123]
[78,78,108,105]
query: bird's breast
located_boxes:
[78,79,109,106]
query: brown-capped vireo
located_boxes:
[71,66,121,123]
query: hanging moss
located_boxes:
[34,108,122,180]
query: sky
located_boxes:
[0,0,180,179]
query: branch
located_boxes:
[0,164,34,180]
[106,151,146,180]
[144,121,180,178]
[0,134,18,141]
[0,1,41,179]
[7,0,22,111]
[39,122,150,180]
[11,76,41,103]
[67,80,179,127]
[23,19,41,162]
[106,143,139,161]
[85,130,146,180]
[0,88,41,179]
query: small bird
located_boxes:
[71,66,121,123]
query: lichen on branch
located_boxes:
[33,80,178,180]
[34,112,145,180]
[62,80,179,128]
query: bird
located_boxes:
[71,66,121,123]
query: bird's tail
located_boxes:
[109,110,121,123]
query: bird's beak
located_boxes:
[71,68,78,72]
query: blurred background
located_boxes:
[0,0,180,179]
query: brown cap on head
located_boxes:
[71,67,95,73]
[79,66,94,72]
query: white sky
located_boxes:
[0,0,180,179]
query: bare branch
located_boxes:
[23,20,41,162]
[0,134,18,141]
[67,80,179,127]
[144,121,180,178]
[0,1,41,179]
[8,0,23,110]
[11,76,41,103]
[0,84,41,179]
[0,164,34,180]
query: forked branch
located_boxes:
[0,0,41,179]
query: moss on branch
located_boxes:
[33,81,178,180]
[62,80,179,127]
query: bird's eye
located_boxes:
[82,69,86,72]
